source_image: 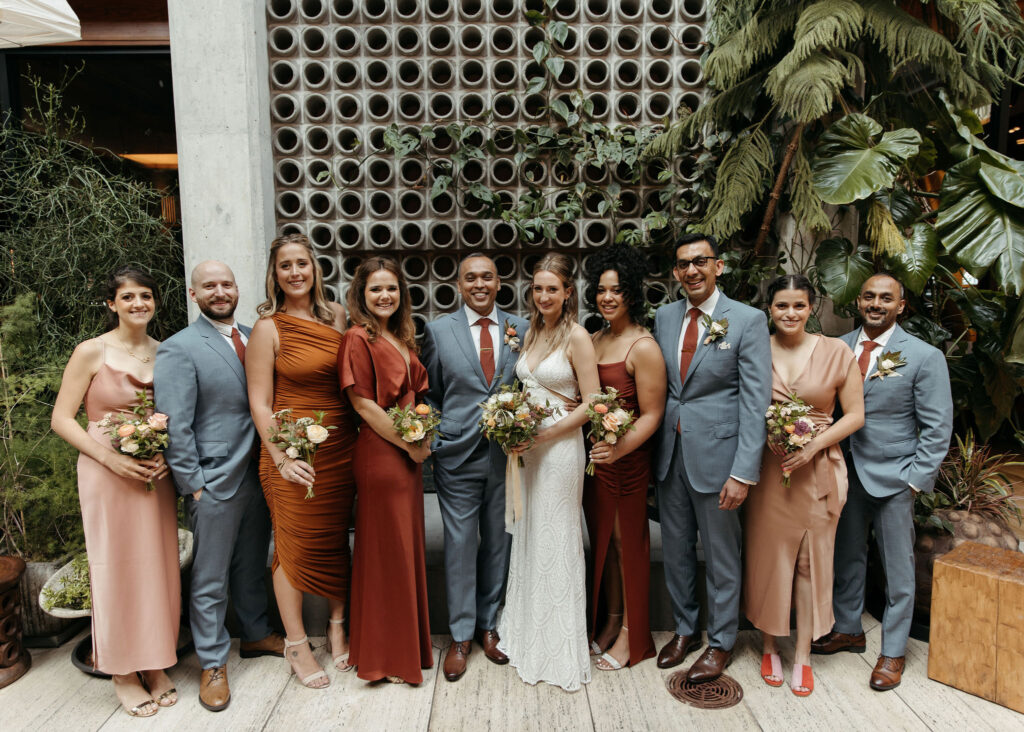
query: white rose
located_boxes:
[486,395,499,407]
[286,446,300,459]
[306,424,330,444]
[605,432,618,445]
[880,359,895,370]
[498,392,515,404]
[612,409,629,423]
[121,440,140,454]
[405,423,425,442]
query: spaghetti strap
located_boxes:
[623,335,655,361]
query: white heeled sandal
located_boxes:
[326,619,353,672]
[284,635,329,688]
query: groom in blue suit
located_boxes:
[652,233,772,682]
[154,261,282,712]
[420,253,528,682]
[813,273,952,691]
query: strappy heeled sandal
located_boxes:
[284,635,330,689]
[590,612,623,656]
[760,653,784,687]
[114,676,158,717]
[385,675,406,684]
[595,625,630,671]
[139,671,177,707]
[325,618,353,672]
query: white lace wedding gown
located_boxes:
[497,346,591,691]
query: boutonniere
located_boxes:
[702,315,729,345]
[870,350,907,380]
[504,319,521,352]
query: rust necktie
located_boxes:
[476,317,495,383]
[858,340,879,380]
[231,327,246,364]
[679,307,702,385]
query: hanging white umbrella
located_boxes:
[0,0,80,49]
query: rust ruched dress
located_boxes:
[259,313,356,602]
[78,362,179,674]
[743,335,856,639]
[338,325,433,684]
[582,338,656,666]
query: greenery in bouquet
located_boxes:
[388,402,442,445]
[584,387,635,476]
[479,382,553,466]
[765,396,816,487]
[96,391,169,491]
[269,409,334,499]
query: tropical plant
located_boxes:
[915,431,1024,533]
[40,553,92,611]
[643,0,1024,437]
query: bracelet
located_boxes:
[276,457,292,471]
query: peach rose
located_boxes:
[601,413,621,432]
[593,403,609,414]
[415,403,431,416]
[306,424,329,444]
[784,424,796,434]
[147,413,168,431]
[117,423,136,438]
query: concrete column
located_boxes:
[168,0,274,323]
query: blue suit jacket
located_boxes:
[652,291,772,491]
[420,307,529,472]
[154,317,259,500]
[840,324,952,497]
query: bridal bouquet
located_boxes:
[97,390,170,491]
[387,402,442,445]
[583,387,635,476]
[478,383,553,467]
[765,396,817,487]
[269,409,334,499]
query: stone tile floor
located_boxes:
[2,612,1022,731]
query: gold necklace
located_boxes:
[117,334,153,364]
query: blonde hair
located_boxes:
[522,253,578,359]
[256,233,335,324]
[346,256,417,351]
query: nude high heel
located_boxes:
[325,619,353,672]
[284,636,329,689]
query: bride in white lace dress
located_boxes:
[497,254,600,691]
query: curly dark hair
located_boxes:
[584,243,649,325]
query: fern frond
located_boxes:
[789,136,832,233]
[681,72,771,140]
[700,127,775,240]
[935,0,1024,93]
[706,0,757,46]
[767,51,854,123]
[641,120,690,161]
[768,0,864,87]
[866,198,905,256]
[705,4,805,89]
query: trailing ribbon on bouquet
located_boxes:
[504,454,524,533]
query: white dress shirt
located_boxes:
[853,323,895,380]
[674,287,720,375]
[464,304,500,362]
[202,312,247,348]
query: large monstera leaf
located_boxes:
[812,114,922,204]
[887,223,938,295]
[814,237,873,306]
[936,156,1024,296]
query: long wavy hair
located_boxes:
[522,253,578,358]
[103,266,160,329]
[256,233,335,324]
[346,256,417,350]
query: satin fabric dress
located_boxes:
[743,335,856,639]
[77,362,180,674]
[259,313,356,602]
[582,338,657,666]
[338,325,432,683]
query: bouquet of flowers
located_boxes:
[97,390,170,491]
[269,409,334,499]
[387,402,442,445]
[478,382,553,467]
[765,396,817,487]
[583,387,635,476]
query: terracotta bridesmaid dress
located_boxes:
[77,359,179,674]
[259,312,356,604]
[743,335,857,639]
[338,325,432,684]
[583,337,657,666]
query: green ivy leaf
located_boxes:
[430,175,451,200]
[525,75,546,94]
[814,237,873,306]
[532,40,549,65]
[550,98,570,122]
[545,56,565,79]
[549,21,569,44]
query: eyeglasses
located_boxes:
[674,256,716,270]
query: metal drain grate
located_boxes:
[666,672,744,710]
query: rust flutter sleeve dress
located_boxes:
[338,325,433,683]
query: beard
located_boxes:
[199,299,237,321]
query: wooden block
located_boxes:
[928,540,1024,713]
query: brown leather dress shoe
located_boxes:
[656,634,701,669]
[475,629,509,665]
[811,631,866,655]
[240,631,286,659]
[686,646,732,683]
[199,665,230,712]
[443,640,471,682]
[870,655,905,691]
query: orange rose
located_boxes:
[594,403,609,414]
[784,424,796,434]
[602,413,621,432]
[117,423,136,438]
[415,403,431,416]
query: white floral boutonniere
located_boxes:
[870,350,907,380]
[504,319,521,352]
[702,315,729,345]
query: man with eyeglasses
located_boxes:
[652,233,772,682]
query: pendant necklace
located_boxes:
[118,333,152,364]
